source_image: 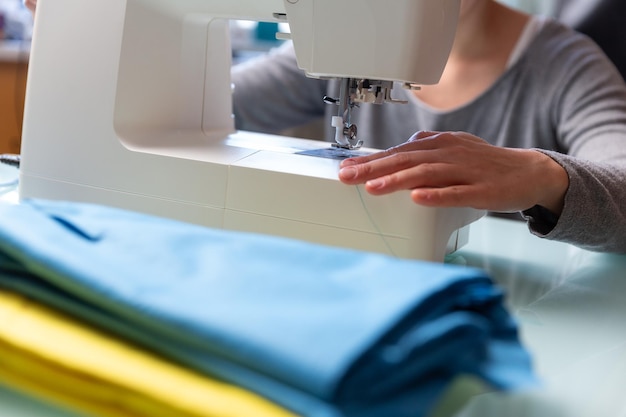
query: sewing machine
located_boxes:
[19,0,484,261]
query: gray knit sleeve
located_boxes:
[519,27,626,253]
[231,42,328,134]
[524,151,626,253]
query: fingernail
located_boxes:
[340,158,357,167]
[366,178,385,189]
[339,166,357,180]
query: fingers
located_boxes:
[408,130,440,142]
[339,149,439,186]
[339,131,491,184]
[364,162,439,193]
[343,157,474,201]
[337,130,531,211]
[411,186,485,208]
[339,130,441,168]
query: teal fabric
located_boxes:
[0,199,536,417]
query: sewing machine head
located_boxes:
[283,0,461,149]
[108,0,460,152]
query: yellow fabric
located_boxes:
[0,289,297,417]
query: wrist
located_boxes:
[532,150,569,215]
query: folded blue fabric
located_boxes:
[0,199,536,417]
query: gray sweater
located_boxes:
[232,20,626,253]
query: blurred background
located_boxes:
[1,0,623,154]
[0,0,31,155]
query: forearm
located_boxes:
[231,43,327,134]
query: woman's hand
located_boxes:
[338,131,569,215]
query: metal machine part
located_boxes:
[324,78,420,149]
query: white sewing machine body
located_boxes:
[19,0,484,261]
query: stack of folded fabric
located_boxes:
[0,199,537,417]
[0,289,298,417]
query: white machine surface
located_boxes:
[18,0,484,262]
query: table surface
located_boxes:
[1,163,625,416]
[456,213,626,416]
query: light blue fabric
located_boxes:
[0,199,537,417]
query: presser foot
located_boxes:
[331,116,363,150]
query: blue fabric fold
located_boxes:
[0,199,537,417]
